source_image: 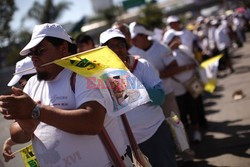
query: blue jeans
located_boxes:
[138,122,177,167]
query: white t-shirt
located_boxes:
[208,26,217,50]
[215,24,231,51]
[128,45,145,57]
[129,40,175,95]
[24,69,127,167]
[180,29,195,50]
[170,45,196,96]
[122,58,165,144]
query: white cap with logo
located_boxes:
[20,23,72,56]
[8,57,36,87]
[99,28,125,45]
[129,22,154,39]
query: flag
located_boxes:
[19,144,39,167]
[55,46,150,117]
[200,54,223,93]
[54,46,127,77]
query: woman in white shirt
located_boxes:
[164,30,206,142]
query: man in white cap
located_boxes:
[128,22,181,118]
[129,23,196,160]
[100,28,177,167]
[215,17,234,73]
[3,57,36,162]
[7,57,36,88]
[0,23,132,167]
[163,15,196,51]
[164,29,204,142]
[163,16,208,131]
[208,19,220,56]
[112,22,145,57]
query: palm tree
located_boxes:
[137,3,164,30]
[0,0,16,43]
[0,0,17,68]
[27,0,71,23]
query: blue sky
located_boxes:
[10,0,96,31]
[10,0,166,32]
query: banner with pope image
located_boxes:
[54,46,150,117]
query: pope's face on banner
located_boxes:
[108,75,127,95]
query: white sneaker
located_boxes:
[193,130,202,142]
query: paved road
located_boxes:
[1,35,250,167]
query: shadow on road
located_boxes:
[233,65,250,75]
[178,159,219,167]
[177,119,250,166]
[204,109,220,116]
[188,120,250,165]
[231,54,243,59]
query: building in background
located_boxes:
[91,0,113,13]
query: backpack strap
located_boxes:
[130,56,140,73]
[121,114,146,166]
[99,128,126,167]
[70,72,77,93]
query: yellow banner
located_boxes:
[54,46,150,117]
[200,54,223,93]
[200,54,222,69]
[19,144,39,167]
[54,46,128,77]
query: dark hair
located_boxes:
[45,36,77,54]
[102,37,128,50]
[21,73,36,81]
[75,34,94,46]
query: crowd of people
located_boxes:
[1,6,250,167]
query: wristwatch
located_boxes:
[31,104,41,119]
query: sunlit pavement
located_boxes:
[178,33,250,167]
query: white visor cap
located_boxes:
[129,22,154,39]
[20,23,72,56]
[163,29,183,45]
[8,57,36,86]
[100,28,125,45]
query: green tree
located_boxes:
[27,0,71,23]
[0,0,17,67]
[5,30,31,66]
[137,3,164,30]
[0,0,16,46]
[100,6,124,26]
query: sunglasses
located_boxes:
[28,47,46,58]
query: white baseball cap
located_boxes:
[163,29,183,45]
[8,57,36,87]
[129,22,154,39]
[166,15,180,24]
[20,23,72,56]
[99,28,125,45]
